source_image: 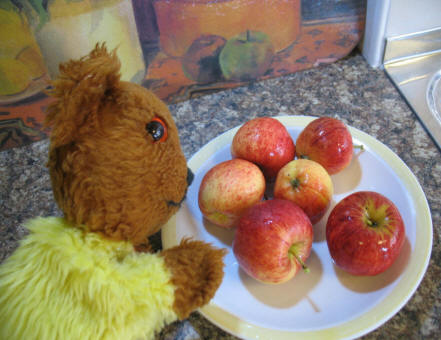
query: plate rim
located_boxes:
[162,115,433,339]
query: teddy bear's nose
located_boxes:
[187,168,194,186]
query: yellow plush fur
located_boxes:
[0,217,177,340]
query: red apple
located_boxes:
[326,191,405,276]
[231,117,295,180]
[273,159,333,224]
[233,199,313,284]
[198,158,265,228]
[296,117,354,174]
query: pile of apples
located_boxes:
[198,117,405,284]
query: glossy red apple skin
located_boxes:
[231,117,295,180]
[198,158,265,228]
[296,117,353,175]
[326,191,405,276]
[233,199,313,284]
[274,159,333,224]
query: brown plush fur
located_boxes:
[44,43,226,323]
[162,239,227,319]
[45,44,189,246]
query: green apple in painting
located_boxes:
[219,30,274,82]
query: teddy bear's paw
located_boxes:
[161,238,227,319]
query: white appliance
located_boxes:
[361,0,441,149]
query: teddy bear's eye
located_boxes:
[146,117,168,142]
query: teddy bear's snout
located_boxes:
[167,167,194,208]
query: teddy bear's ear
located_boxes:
[45,43,121,147]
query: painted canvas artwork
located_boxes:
[0,0,366,150]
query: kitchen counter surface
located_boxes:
[1,51,440,339]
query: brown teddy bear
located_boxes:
[0,44,226,340]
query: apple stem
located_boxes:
[289,248,310,273]
[299,154,310,160]
[366,219,377,227]
[354,144,364,151]
[290,178,301,189]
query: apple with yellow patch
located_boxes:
[198,158,265,228]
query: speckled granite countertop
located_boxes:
[1,51,440,339]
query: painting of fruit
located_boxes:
[152,0,301,57]
[0,3,48,99]
[29,0,145,84]
[0,0,367,151]
[0,0,145,149]
[143,0,366,102]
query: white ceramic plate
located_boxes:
[162,116,432,339]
